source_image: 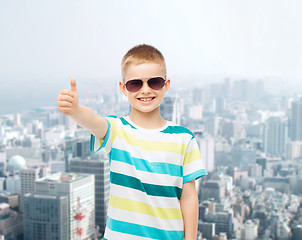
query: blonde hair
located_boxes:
[121,44,166,79]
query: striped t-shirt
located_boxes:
[90,116,207,240]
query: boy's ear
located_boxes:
[119,81,128,96]
[164,78,171,94]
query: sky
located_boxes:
[0,0,302,114]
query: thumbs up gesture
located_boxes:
[57,78,79,116]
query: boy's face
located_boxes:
[119,63,170,115]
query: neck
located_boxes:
[129,108,166,129]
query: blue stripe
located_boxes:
[89,118,111,153]
[107,115,118,118]
[160,126,195,139]
[111,148,183,177]
[120,117,137,129]
[106,216,184,240]
[110,172,182,199]
[183,169,208,183]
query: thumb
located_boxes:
[70,78,77,92]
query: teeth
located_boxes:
[140,98,153,101]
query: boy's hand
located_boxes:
[57,78,79,116]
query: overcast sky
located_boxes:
[0,0,302,113]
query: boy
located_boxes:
[57,44,207,240]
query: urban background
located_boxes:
[1,1,302,239]
[1,78,302,239]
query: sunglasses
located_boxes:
[124,77,166,92]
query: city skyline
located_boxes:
[1,76,302,239]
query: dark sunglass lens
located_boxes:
[148,77,165,90]
[125,80,143,92]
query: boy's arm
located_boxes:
[180,180,198,240]
[57,78,108,140]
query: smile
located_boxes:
[138,97,155,102]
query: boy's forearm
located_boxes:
[180,181,199,240]
[71,105,108,139]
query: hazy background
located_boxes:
[1,0,302,114]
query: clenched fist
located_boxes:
[57,78,79,116]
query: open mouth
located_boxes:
[138,97,155,102]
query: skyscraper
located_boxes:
[290,98,302,141]
[69,157,110,235]
[197,134,215,173]
[23,194,69,240]
[263,117,288,158]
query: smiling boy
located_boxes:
[57,44,207,240]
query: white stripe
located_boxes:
[183,160,205,177]
[113,137,185,165]
[104,227,155,240]
[110,183,180,209]
[108,205,184,231]
[185,138,199,153]
[115,119,192,144]
[111,160,183,188]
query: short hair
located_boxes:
[121,44,166,79]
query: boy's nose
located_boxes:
[140,81,151,93]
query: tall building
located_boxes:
[214,97,226,116]
[201,180,225,202]
[23,173,95,240]
[69,157,110,235]
[0,151,6,172]
[197,134,215,173]
[204,115,219,137]
[263,117,288,157]
[290,98,302,141]
[64,138,91,172]
[6,174,20,194]
[23,194,69,240]
[20,166,50,212]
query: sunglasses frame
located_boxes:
[124,77,166,92]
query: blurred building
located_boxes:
[203,211,233,238]
[196,133,215,173]
[201,173,225,202]
[231,143,257,169]
[23,173,95,240]
[64,138,91,172]
[214,97,226,116]
[6,174,20,194]
[20,166,50,212]
[236,220,258,240]
[6,155,26,173]
[161,97,174,121]
[0,151,6,172]
[287,141,302,160]
[0,203,22,239]
[290,97,302,141]
[23,194,69,240]
[205,115,219,137]
[69,156,110,235]
[263,117,288,158]
[198,221,215,239]
[0,193,19,210]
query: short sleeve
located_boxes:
[90,116,117,154]
[183,137,208,183]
